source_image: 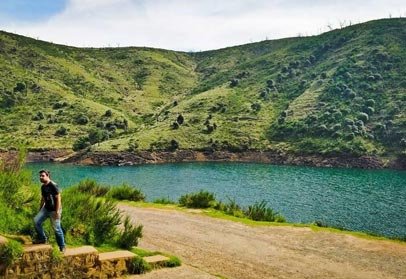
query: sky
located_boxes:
[0,0,405,51]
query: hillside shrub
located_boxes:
[128,257,151,274]
[176,114,184,125]
[365,106,375,115]
[75,114,89,125]
[72,136,90,151]
[32,112,44,121]
[104,110,112,117]
[229,78,239,87]
[245,200,285,222]
[357,112,369,122]
[54,126,67,137]
[76,179,109,197]
[179,190,216,208]
[0,239,23,266]
[365,99,375,107]
[107,184,145,201]
[13,82,26,93]
[116,216,143,250]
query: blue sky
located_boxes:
[0,0,405,51]
[0,0,67,22]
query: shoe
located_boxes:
[33,239,48,244]
[60,247,66,253]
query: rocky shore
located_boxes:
[13,149,405,170]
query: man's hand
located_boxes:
[52,211,61,220]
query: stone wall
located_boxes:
[0,243,136,279]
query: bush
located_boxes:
[75,114,89,125]
[229,78,239,87]
[104,109,112,117]
[72,136,90,151]
[0,239,23,266]
[128,257,151,274]
[107,184,145,201]
[365,106,375,115]
[116,216,143,250]
[13,82,26,93]
[54,126,68,136]
[179,190,216,208]
[164,256,181,267]
[176,114,184,125]
[365,99,375,107]
[245,200,285,222]
[357,112,369,122]
[32,112,44,121]
[76,179,109,197]
[63,193,121,246]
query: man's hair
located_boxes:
[39,169,51,177]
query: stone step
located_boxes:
[64,245,98,257]
[98,250,136,278]
[98,250,136,261]
[144,255,170,268]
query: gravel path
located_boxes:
[120,204,406,279]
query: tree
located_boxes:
[177,114,184,125]
[88,128,108,145]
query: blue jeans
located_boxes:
[34,207,65,250]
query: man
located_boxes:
[33,169,65,252]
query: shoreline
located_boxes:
[20,149,406,170]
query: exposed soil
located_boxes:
[120,204,406,279]
[62,150,402,169]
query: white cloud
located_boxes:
[1,0,405,51]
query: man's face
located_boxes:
[39,172,50,184]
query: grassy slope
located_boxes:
[0,18,405,158]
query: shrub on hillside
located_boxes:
[229,78,239,87]
[72,136,90,151]
[116,216,143,250]
[32,112,44,121]
[128,257,151,274]
[245,200,285,222]
[75,114,89,125]
[179,190,216,208]
[107,184,145,201]
[104,109,113,117]
[357,112,369,122]
[54,126,68,137]
[76,179,109,197]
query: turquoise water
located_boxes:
[26,162,406,238]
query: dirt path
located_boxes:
[119,204,406,279]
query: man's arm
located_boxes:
[54,194,62,219]
[40,196,45,210]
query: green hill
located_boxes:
[0,18,405,160]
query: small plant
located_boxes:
[245,200,285,222]
[164,256,181,267]
[107,184,145,201]
[51,245,63,264]
[77,179,109,197]
[0,239,23,266]
[128,256,151,274]
[104,109,112,117]
[75,114,89,125]
[116,216,143,250]
[54,126,68,136]
[179,190,216,208]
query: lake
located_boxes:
[26,162,406,238]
